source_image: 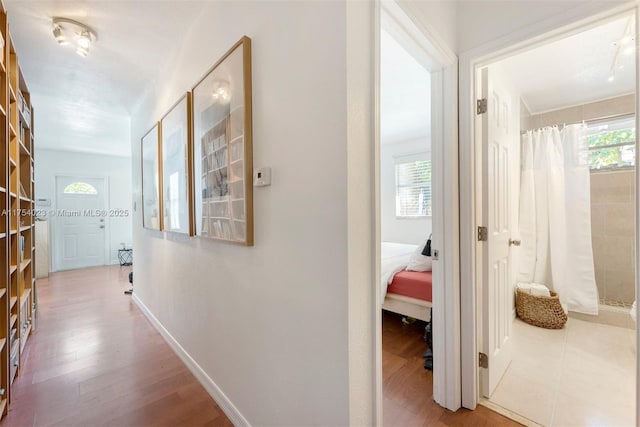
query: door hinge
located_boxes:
[477,226,488,242]
[477,98,488,115]
[479,352,488,368]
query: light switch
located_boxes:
[254,167,271,187]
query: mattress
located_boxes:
[387,270,432,302]
[380,242,417,299]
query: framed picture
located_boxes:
[160,93,193,235]
[192,36,253,245]
[141,124,162,230]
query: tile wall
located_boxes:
[591,170,635,305]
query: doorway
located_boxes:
[54,176,108,271]
[474,11,637,426]
[379,13,434,424]
[374,0,459,420]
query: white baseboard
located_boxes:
[133,294,250,427]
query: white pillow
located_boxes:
[406,239,432,272]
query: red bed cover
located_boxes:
[387,270,432,302]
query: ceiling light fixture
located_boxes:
[51,17,97,58]
[608,17,635,82]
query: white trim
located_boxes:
[373,2,383,424]
[459,1,640,411]
[382,1,456,67]
[634,7,640,426]
[437,62,461,411]
[346,1,377,425]
[133,293,251,427]
[377,0,460,412]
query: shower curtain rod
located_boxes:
[522,111,635,134]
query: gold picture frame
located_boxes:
[160,93,194,235]
[141,123,162,230]
[191,36,253,245]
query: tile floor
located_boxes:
[489,318,636,426]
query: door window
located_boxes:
[63,182,98,195]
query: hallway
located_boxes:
[4,266,232,426]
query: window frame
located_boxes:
[586,116,636,171]
[62,182,99,195]
[393,152,432,219]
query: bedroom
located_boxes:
[379,10,435,424]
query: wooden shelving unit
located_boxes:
[0,5,35,418]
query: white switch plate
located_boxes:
[254,167,271,187]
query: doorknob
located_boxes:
[99,225,105,229]
[509,239,521,246]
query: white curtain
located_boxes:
[518,124,599,315]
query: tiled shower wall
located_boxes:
[522,94,636,306]
[591,170,635,305]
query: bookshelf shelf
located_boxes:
[2,21,36,416]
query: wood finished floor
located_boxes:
[4,265,232,426]
[3,265,518,426]
[382,311,521,427]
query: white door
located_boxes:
[480,65,520,397]
[55,176,107,271]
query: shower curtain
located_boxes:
[517,124,599,315]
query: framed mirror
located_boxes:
[160,93,193,235]
[192,36,253,245]
[141,124,162,230]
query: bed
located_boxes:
[381,242,432,322]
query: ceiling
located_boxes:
[499,15,635,114]
[5,1,206,156]
[381,28,430,145]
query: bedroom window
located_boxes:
[395,159,431,217]
[587,117,635,170]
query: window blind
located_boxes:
[395,160,431,217]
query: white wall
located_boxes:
[131,2,350,425]
[34,149,133,268]
[401,0,629,55]
[381,139,431,244]
[456,0,630,53]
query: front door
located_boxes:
[480,64,520,397]
[55,176,106,271]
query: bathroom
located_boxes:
[479,13,637,426]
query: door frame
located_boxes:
[52,174,110,272]
[459,2,640,412]
[374,0,460,417]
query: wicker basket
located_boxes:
[515,288,567,329]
